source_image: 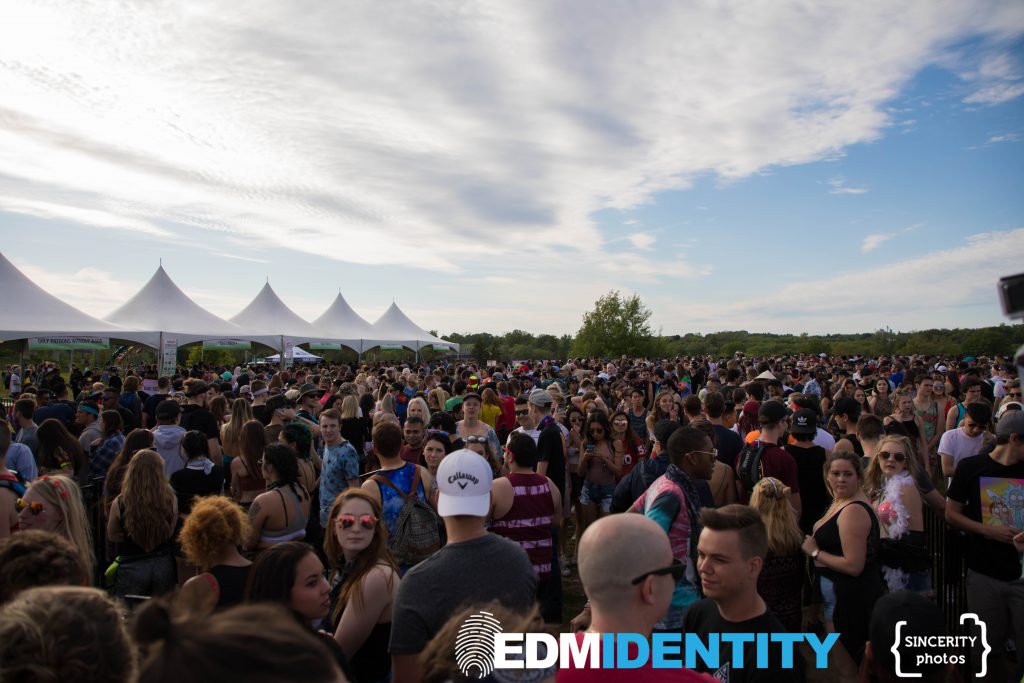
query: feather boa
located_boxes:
[880,470,912,591]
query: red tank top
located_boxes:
[490,472,554,580]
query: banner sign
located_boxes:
[160,337,177,377]
[28,336,108,351]
[380,345,403,351]
[202,339,251,351]
[142,379,159,393]
[309,342,342,350]
[432,344,450,351]
[284,340,295,367]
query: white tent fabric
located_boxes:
[266,347,322,363]
[370,303,459,352]
[229,282,330,346]
[311,293,382,353]
[105,266,278,348]
[0,252,148,343]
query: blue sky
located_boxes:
[1,2,1022,339]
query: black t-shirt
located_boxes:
[947,453,1024,581]
[714,425,744,468]
[180,405,219,440]
[785,444,829,534]
[537,420,566,497]
[170,465,225,516]
[142,392,169,429]
[252,404,271,426]
[682,599,804,683]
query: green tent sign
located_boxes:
[432,344,450,350]
[380,345,404,350]
[28,337,109,350]
[202,339,251,351]
[309,343,342,350]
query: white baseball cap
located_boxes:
[436,449,493,517]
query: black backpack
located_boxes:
[736,442,769,493]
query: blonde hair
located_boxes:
[222,398,254,449]
[120,450,177,552]
[26,475,95,583]
[408,396,432,423]
[748,477,803,556]
[863,434,919,499]
[340,395,358,420]
[178,496,251,569]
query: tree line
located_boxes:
[440,291,1023,360]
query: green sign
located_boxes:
[380,345,403,350]
[202,339,251,351]
[432,344,450,351]
[309,343,342,350]
[28,336,109,350]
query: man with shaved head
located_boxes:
[562,514,713,681]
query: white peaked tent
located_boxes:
[0,252,141,342]
[371,302,459,355]
[105,266,276,348]
[311,293,382,353]
[266,347,322,363]
[230,282,335,348]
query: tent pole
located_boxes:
[279,336,285,372]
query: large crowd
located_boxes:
[0,354,1022,682]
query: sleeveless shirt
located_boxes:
[490,472,555,580]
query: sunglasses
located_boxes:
[337,514,378,530]
[631,558,685,585]
[465,435,487,444]
[1009,392,1022,398]
[691,449,718,459]
[515,410,529,416]
[878,450,906,463]
[16,499,44,515]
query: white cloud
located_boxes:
[826,176,870,195]
[626,232,656,250]
[0,0,1021,278]
[961,51,1024,105]
[861,233,895,252]
[16,264,142,314]
[653,228,1024,334]
[987,132,1020,143]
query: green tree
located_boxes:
[570,290,654,358]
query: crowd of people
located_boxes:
[1,353,1022,682]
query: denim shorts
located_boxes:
[820,576,837,622]
[579,481,615,513]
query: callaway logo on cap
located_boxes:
[436,449,493,517]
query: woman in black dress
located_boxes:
[801,450,885,683]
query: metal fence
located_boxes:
[923,504,978,679]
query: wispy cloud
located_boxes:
[987,132,1020,144]
[826,177,870,195]
[654,228,1024,334]
[861,233,895,252]
[960,51,1024,106]
[0,1,1020,277]
[626,232,656,250]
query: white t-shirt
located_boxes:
[938,427,985,479]
[9,373,20,394]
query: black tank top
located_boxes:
[813,500,880,582]
[208,564,251,609]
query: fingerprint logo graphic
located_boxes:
[455,610,503,678]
